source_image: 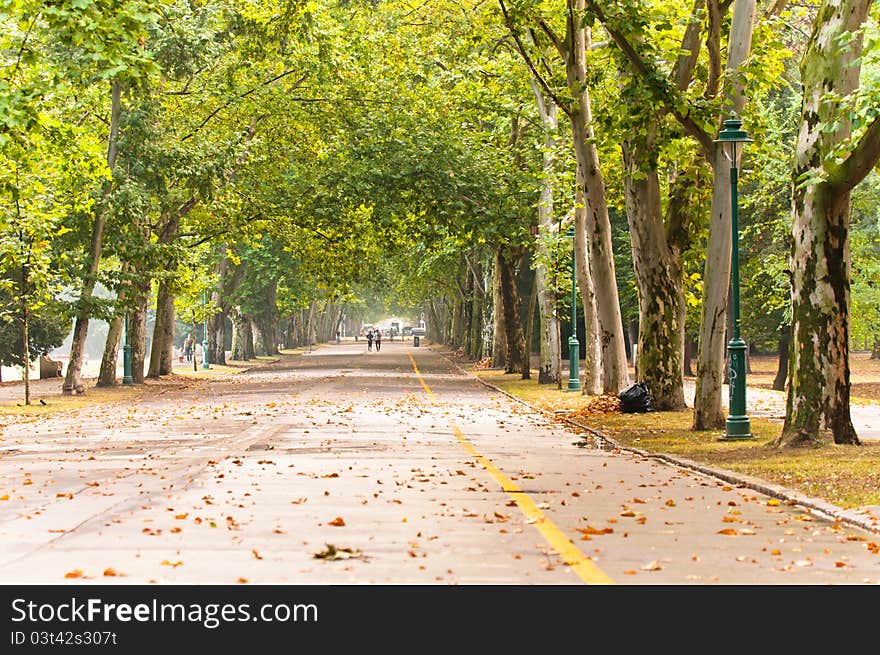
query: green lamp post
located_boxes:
[716,115,753,440]
[201,291,210,370]
[122,312,134,386]
[565,226,581,392]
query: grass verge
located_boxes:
[475,368,880,510]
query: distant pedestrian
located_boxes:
[184,336,193,363]
[336,330,341,344]
[374,329,382,352]
[366,330,373,352]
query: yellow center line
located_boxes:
[408,352,614,585]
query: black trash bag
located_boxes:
[618,381,653,413]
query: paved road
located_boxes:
[1,342,879,584]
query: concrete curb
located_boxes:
[432,348,880,536]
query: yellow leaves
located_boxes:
[64,569,84,579]
[0,494,8,500]
[161,560,183,568]
[328,517,346,527]
[665,499,676,507]
[174,513,188,520]
[718,528,738,535]
[766,499,781,506]
[103,568,122,577]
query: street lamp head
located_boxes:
[715,114,753,162]
[565,226,575,238]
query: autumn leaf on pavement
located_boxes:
[161,560,183,568]
[718,528,738,535]
[328,517,346,526]
[577,526,613,536]
[64,569,84,579]
[103,568,122,577]
[313,544,366,561]
[640,560,662,571]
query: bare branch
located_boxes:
[498,0,572,117]
[181,70,307,142]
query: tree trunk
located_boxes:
[147,279,175,377]
[497,248,526,374]
[683,336,695,378]
[21,294,30,406]
[129,278,149,384]
[209,254,229,365]
[230,308,250,360]
[468,260,485,360]
[572,169,602,395]
[622,129,686,410]
[772,325,789,391]
[871,337,880,360]
[776,0,874,447]
[96,316,123,387]
[63,81,122,395]
[251,318,267,357]
[491,252,508,368]
[530,79,562,386]
[522,271,537,380]
[565,8,629,393]
[693,0,757,429]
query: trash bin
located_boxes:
[413,336,420,347]
[411,326,425,348]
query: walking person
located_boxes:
[366,330,373,352]
[184,335,193,363]
[374,329,382,352]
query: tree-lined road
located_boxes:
[1,343,878,584]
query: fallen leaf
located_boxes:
[313,544,365,561]
[64,569,84,579]
[640,560,662,571]
[718,528,738,535]
[665,499,676,507]
[328,517,346,527]
[237,577,248,583]
[252,549,263,560]
[161,560,183,568]
[103,568,121,577]
[577,526,613,536]
[767,499,781,506]
[174,513,188,520]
